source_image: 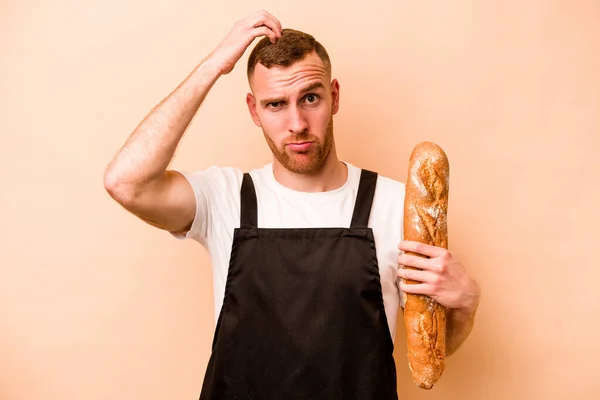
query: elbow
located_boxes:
[103,169,138,208]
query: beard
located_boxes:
[263,118,334,175]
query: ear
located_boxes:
[246,93,262,127]
[330,79,340,115]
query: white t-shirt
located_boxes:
[172,162,406,341]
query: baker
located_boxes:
[103,10,481,399]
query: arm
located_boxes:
[445,280,480,356]
[397,241,481,356]
[103,10,282,232]
[103,60,222,232]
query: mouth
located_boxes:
[286,142,313,152]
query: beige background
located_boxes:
[2,0,599,399]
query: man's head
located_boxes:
[245,29,340,175]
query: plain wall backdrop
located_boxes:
[1,0,599,399]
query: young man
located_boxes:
[104,10,480,399]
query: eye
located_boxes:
[304,94,319,104]
[267,101,283,109]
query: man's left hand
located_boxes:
[397,240,479,311]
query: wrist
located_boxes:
[185,58,225,94]
[458,279,481,315]
[199,56,226,77]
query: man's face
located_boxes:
[246,51,340,174]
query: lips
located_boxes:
[287,142,313,151]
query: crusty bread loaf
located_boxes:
[402,141,449,389]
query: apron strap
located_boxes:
[350,169,378,228]
[240,172,258,228]
[240,169,377,229]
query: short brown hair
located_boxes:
[247,28,331,80]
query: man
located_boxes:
[104,10,480,399]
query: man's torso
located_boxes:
[173,162,406,340]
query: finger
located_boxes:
[247,10,268,28]
[253,26,278,43]
[398,240,446,258]
[397,253,433,270]
[262,16,283,38]
[247,9,267,22]
[247,16,279,43]
[249,10,282,36]
[398,280,434,296]
[397,267,435,284]
[258,10,283,36]
[273,16,283,36]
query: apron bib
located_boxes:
[199,169,398,399]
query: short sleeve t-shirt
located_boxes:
[172,161,406,340]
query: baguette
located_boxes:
[402,141,449,389]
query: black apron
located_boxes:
[199,169,398,400]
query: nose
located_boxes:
[287,105,309,135]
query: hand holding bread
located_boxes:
[398,241,475,310]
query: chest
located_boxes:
[254,190,358,229]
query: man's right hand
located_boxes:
[208,10,283,75]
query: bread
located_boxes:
[402,141,449,389]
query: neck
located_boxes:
[272,150,347,192]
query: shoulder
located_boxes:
[372,171,405,220]
[170,164,269,242]
[246,163,273,187]
[180,163,274,203]
[182,165,244,191]
[346,163,405,228]
[375,172,406,199]
[345,163,405,200]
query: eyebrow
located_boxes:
[260,82,326,107]
[300,82,325,94]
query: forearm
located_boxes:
[104,58,223,191]
[445,282,480,356]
